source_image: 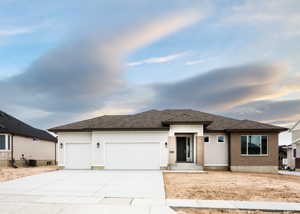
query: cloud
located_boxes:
[0,9,203,128]
[222,99,300,126]
[219,0,300,38]
[111,10,204,54]
[0,27,34,37]
[185,59,205,65]
[127,51,190,67]
[150,62,300,111]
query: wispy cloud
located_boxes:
[219,0,300,38]
[185,59,205,65]
[223,99,300,127]
[127,51,190,67]
[0,27,35,37]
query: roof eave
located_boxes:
[48,127,170,132]
[161,121,212,126]
[224,128,288,133]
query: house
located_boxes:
[288,120,300,171]
[0,110,57,167]
[279,145,293,169]
[49,109,287,173]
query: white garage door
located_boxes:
[105,143,160,169]
[65,143,91,169]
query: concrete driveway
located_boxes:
[0,170,175,214]
[0,170,165,198]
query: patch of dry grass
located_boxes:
[0,166,58,182]
[164,171,300,202]
[175,208,294,214]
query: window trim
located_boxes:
[0,134,11,151]
[240,135,268,156]
[217,135,225,143]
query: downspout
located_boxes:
[227,132,231,171]
[54,142,57,165]
[10,134,16,167]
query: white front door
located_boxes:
[105,142,160,169]
[65,143,91,169]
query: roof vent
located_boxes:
[0,124,5,129]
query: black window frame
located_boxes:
[0,135,6,150]
[240,135,268,156]
[217,135,225,143]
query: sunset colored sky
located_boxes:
[1,0,299,144]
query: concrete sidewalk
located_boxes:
[167,199,300,212]
[279,170,300,176]
[0,201,176,214]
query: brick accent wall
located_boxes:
[230,133,278,166]
[196,136,204,166]
[168,136,176,165]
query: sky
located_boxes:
[0,0,299,144]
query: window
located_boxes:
[204,136,209,143]
[217,136,225,143]
[294,149,297,158]
[0,135,5,150]
[240,135,268,155]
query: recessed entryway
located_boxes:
[176,135,194,163]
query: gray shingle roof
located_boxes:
[49,109,287,132]
[0,110,57,142]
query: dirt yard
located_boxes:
[0,166,58,182]
[175,208,294,214]
[164,171,300,203]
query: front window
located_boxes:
[0,135,6,150]
[241,135,268,155]
[217,136,225,143]
[294,149,297,158]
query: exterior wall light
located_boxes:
[60,143,63,149]
[97,142,100,148]
[165,142,168,148]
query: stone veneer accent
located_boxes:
[168,136,176,165]
[231,166,278,173]
[204,166,229,171]
[0,151,11,167]
[196,136,204,166]
[91,166,104,170]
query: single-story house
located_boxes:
[0,110,57,167]
[49,109,287,173]
[287,120,300,171]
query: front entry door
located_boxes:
[176,137,187,162]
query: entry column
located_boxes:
[196,135,204,166]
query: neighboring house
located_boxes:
[0,110,57,167]
[49,109,287,173]
[279,145,292,169]
[288,120,300,171]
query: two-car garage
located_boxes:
[105,143,160,169]
[64,142,161,170]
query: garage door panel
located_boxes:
[105,143,160,169]
[65,143,91,169]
